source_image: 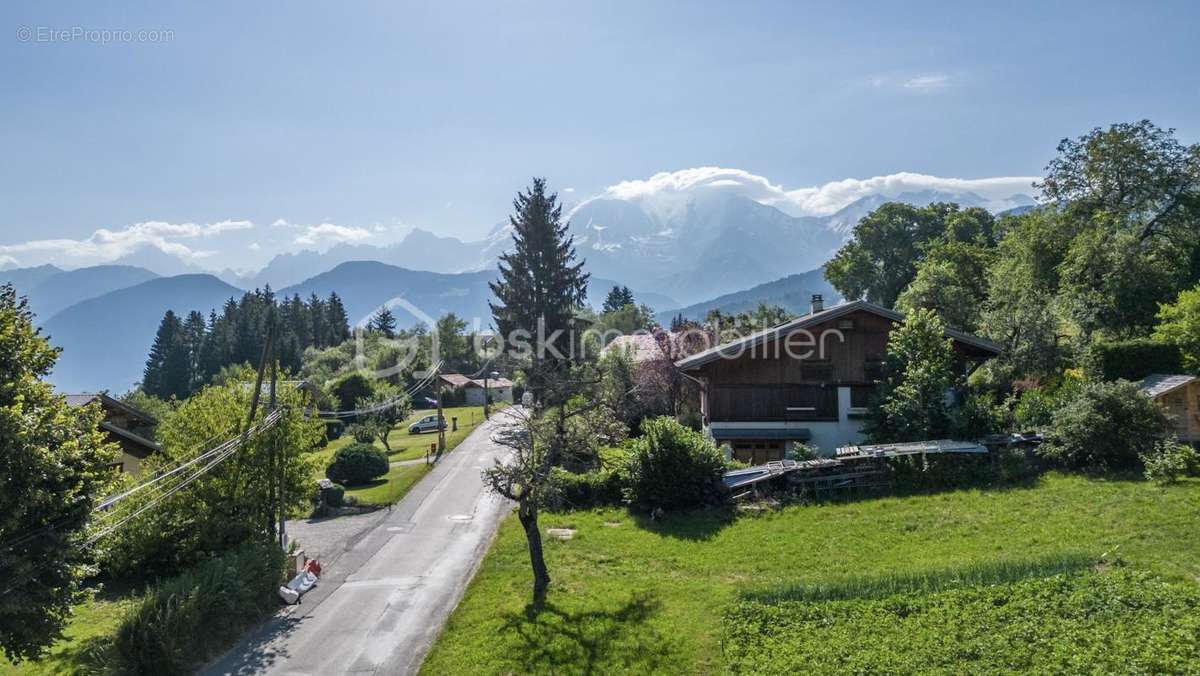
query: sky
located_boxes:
[2,0,1198,272]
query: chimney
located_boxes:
[811,294,824,314]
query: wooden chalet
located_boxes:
[675,296,1002,463]
[1138,374,1200,445]
[65,393,160,476]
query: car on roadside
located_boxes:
[408,414,446,435]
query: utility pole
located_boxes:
[244,319,275,540]
[269,334,285,550]
[435,364,446,457]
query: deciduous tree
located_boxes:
[0,285,114,662]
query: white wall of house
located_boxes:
[464,386,513,406]
[707,386,868,457]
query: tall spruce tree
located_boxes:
[489,177,589,398]
[369,307,397,338]
[181,310,208,395]
[326,292,351,345]
[143,310,191,399]
[308,293,328,348]
[602,285,635,313]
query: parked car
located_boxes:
[408,414,446,435]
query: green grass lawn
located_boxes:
[422,473,1200,675]
[344,462,432,505]
[0,588,137,676]
[310,405,493,505]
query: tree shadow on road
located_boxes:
[499,591,673,675]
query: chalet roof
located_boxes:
[439,373,514,389]
[65,392,157,425]
[438,373,474,388]
[99,421,160,457]
[1137,374,1197,398]
[464,376,514,389]
[602,333,663,363]
[675,299,1003,371]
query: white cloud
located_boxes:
[903,74,950,90]
[589,167,1038,219]
[0,219,255,269]
[294,223,372,246]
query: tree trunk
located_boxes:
[517,497,550,602]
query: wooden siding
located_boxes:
[710,384,838,422]
[694,308,987,423]
[1156,381,1200,443]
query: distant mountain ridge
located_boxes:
[656,268,840,324]
[234,188,1035,308]
[43,274,243,393]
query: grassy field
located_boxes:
[311,405,491,505]
[0,589,137,676]
[422,473,1200,674]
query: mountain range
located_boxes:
[3,187,1036,393]
[202,188,1034,307]
[656,268,839,324]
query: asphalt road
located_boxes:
[203,408,517,676]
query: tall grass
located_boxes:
[109,540,285,675]
[742,552,1095,603]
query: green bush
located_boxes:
[951,389,1012,439]
[722,568,1200,674]
[785,443,816,461]
[1039,380,1172,471]
[544,467,624,510]
[110,541,286,675]
[1012,374,1083,431]
[323,482,347,508]
[1141,440,1200,485]
[325,442,389,486]
[330,372,376,412]
[621,417,726,510]
[1082,338,1184,382]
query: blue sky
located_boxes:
[2,0,1198,271]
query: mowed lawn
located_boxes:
[310,405,492,505]
[422,473,1200,675]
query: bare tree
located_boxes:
[482,374,626,602]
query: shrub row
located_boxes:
[109,540,287,675]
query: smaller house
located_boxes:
[65,393,160,476]
[1137,374,1200,445]
[602,333,664,364]
[438,373,514,406]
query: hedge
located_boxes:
[1082,338,1184,381]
